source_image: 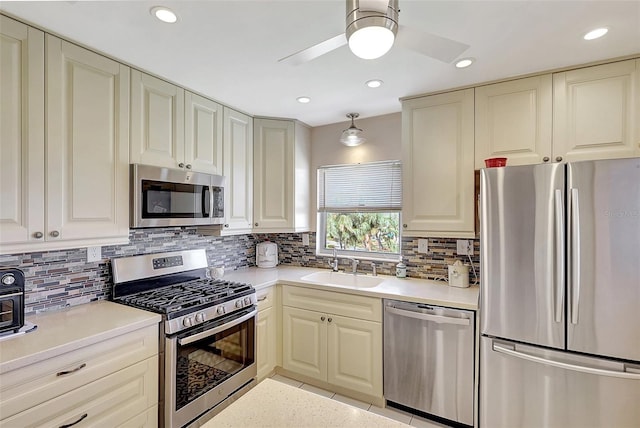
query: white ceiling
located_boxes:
[2,1,639,127]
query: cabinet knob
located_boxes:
[403,224,407,228]
[556,156,563,162]
[328,317,333,323]
[178,163,185,168]
[50,230,60,238]
[33,231,43,239]
[321,316,326,322]
[543,157,550,162]
[254,223,259,227]
[224,224,229,228]
[186,164,192,169]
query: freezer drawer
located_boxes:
[384,300,475,426]
[481,336,640,428]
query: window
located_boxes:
[317,160,402,261]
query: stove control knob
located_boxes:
[217,306,225,315]
[183,317,193,328]
[195,312,205,323]
[235,300,243,308]
[244,297,252,306]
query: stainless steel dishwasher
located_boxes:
[384,299,475,426]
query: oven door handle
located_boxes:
[178,309,257,346]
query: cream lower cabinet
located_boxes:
[282,286,382,399]
[1,22,130,253]
[256,286,278,381]
[253,118,310,233]
[0,324,159,427]
[402,89,475,238]
[553,59,640,162]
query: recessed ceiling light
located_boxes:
[365,79,383,88]
[150,6,178,24]
[583,27,608,40]
[455,58,475,68]
[297,96,311,104]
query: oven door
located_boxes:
[131,164,225,228]
[0,291,24,334]
[165,307,256,428]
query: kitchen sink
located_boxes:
[300,271,384,288]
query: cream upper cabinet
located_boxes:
[1,25,129,253]
[475,75,553,167]
[553,59,640,162]
[130,70,185,169]
[0,16,44,246]
[402,89,475,238]
[222,107,253,234]
[46,35,130,244]
[253,118,310,233]
[184,91,223,174]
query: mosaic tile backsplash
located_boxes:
[0,228,479,314]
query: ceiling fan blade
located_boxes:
[396,25,470,63]
[278,33,347,66]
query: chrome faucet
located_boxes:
[328,248,339,272]
[350,258,360,274]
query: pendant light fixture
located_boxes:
[346,0,399,60]
[340,113,366,146]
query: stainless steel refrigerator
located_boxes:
[479,158,640,428]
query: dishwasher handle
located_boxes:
[385,305,471,326]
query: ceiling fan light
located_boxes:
[348,26,395,59]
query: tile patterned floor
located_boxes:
[269,374,453,428]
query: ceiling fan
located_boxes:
[278,0,470,65]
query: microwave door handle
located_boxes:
[554,189,565,323]
[178,309,257,346]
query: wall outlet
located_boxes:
[87,246,102,262]
[456,240,472,256]
[417,239,429,254]
[302,233,310,246]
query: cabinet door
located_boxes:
[553,59,640,162]
[185,91,223,174]
[475,75,552,167]
[222,107,253,234]
[282,306,326,382]
[253,118,294,231]
[402,89,475,237]
[256,305,277,381]
[130,70,184,168]
[327,315,382,398]
[46,35,129,241]
[0,17,44,245]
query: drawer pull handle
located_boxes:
[57,363,86,377]
[257,296,267,302]
[59,413,88,428]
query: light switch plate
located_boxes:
[87,246,102,262]
[417,239,429,253]
[302,234,310,246]
[456,240,472,255]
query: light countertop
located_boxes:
[206,378,410,428]
[223,265,479,310]
[0,300,161,374]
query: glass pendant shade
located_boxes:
[340,113,366,146]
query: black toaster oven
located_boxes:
[0,268,25,334]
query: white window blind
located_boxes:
[317,161,402,213]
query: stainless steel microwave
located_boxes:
[131,164,225,228]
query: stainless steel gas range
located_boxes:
[111,249,257,428]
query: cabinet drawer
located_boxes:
[0,324,158,419]
[257,286,275,311]
[1,355,158,427]
[282,286,381,322]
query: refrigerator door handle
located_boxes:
[554,189,565,323]
[384,306,471,326]
[570,188,581,325]
[492,342,640,380]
